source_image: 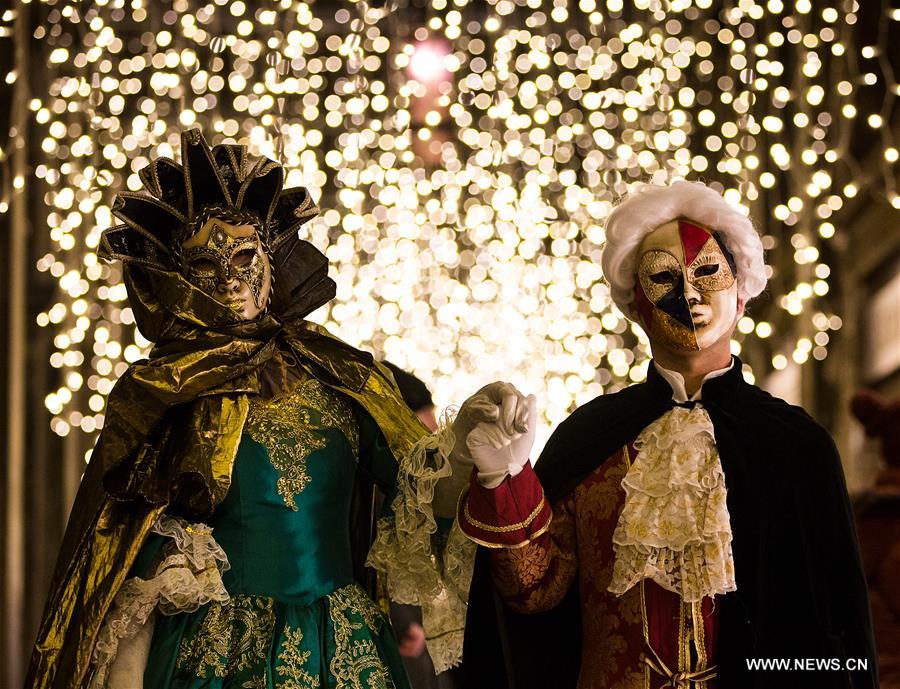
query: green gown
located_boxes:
[134,371,411,689]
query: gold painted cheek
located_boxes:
[648,308,699,351]
[255,252,273,311]
[235,247,268,308]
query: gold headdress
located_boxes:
[99,128,335,334]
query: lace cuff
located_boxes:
[89,515,230,687]
[365,416,477,673]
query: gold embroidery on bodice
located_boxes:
[245,373,360,510]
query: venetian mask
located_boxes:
[632,219,739,351]
[181,218,272,320]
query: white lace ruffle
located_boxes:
[366,413,477,673]
[89,515,231,688]
[609,404,736,603]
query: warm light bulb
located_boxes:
[408,41,449,84]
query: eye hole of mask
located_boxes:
[189,258,218,276]
[693,263,719,278]
[649,270,679,284]
[232,248,256,268]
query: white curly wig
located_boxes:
[601,180,767,316]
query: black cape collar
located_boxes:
[537,356,745,503]
[645,355,745,406]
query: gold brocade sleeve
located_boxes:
[489,494,579,614]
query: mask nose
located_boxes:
[683,274,702,305]
[215,274,242,295]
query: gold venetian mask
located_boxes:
[633,219,739,351]
[181,218,272,321]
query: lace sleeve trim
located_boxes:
[89,515,230,687]
[365,415,477,673]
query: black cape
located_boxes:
[461,359,878,689]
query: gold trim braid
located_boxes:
[462,495,547,534]
[460,519,553,550]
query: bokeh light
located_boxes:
[6,0,897,455]
[408,41,450,84]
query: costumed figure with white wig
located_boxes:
[459,181,877,689]
[25,129,536,689]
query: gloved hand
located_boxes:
[452,382,536,488]
[467,393,536,487]
[433,382,536,516]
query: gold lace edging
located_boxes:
[365,414,477,673]
[610,407,737,602]
[89,515,231,688]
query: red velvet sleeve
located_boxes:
[458,463,578,614]
[457,462,552,548]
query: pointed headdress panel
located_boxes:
[99,128,333,333]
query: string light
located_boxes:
[17,0,898,453]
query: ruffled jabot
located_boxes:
[608,403,736,602]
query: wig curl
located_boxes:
[601,180,767,316]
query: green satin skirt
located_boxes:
[143,583,410,689]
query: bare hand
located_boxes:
[398,622,427,658]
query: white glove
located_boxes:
[450,383,523,457]
[459,384,537,488]
[433,382,536,515]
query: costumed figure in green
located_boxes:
[25,129,534,689]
